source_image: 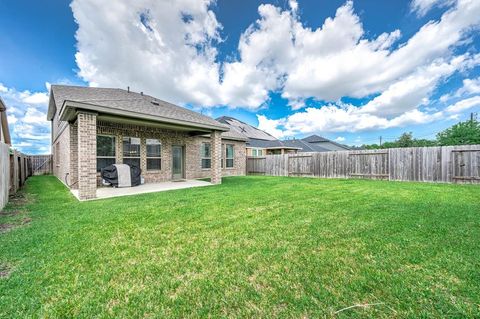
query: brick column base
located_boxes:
[77,112,97,200]
[211,130,222,184]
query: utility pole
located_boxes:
[379,136,382,147]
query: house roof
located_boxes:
[282,139,330,152]
[216,116,300,150]
[302,134,331,143]
[247,138,287,148]
[301,134,351,150]
[0,97,11,145]
[48,85,228,132]
[216,116,277,141]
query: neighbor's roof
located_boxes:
[301,134,350,150]
[216,116,277,141]
[282,139,330,152]
[216,116,300,149]
[247,138,289,148]
[302,135,331,143]
[48,85,228,131]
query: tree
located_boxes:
[436,118,480,146]
[396,132,415,147]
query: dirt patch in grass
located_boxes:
[0,210,23,217]
[0,223,15,233]
[8,193,32,205]
[0,218,32,234]
[0,264,12,278]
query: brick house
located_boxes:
[47,85,247,200]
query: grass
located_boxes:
[0,176,479,318]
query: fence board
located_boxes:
[247,144,480,184]
[0,143,9,210]
[30,154,53,175]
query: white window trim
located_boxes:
[251,148,264,157]
[225,144,234,169]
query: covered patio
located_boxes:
[70,179,212,201]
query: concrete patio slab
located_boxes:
[71,179,212,201]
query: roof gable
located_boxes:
[48,85,227,131]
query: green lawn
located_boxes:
[1,176,479,318]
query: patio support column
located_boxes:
[211,130,222,184]
[77,111,97,200]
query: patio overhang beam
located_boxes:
[60,100,228,133]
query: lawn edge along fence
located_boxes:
[246,145,480,184]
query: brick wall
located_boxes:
[96,121,246,185]
[77,113,97,200]
[52,123,71,186]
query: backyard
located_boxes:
[0,176,479,318]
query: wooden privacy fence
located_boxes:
[9,149,32,195]
[29,154,53,175]
[0,143,9,210]
[246,145,480,184]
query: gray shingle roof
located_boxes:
[247,138,286,148]
[216,116,300,149]
[302,135,331,143]
[48,85,227,130]
[301,135,350,150]
[216,116,277,141]
[282,139,330,152]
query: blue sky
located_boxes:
[1,0,479,154]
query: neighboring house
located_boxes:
[47,85,247,200]
[216,116,299,156]
[283,135,350,152]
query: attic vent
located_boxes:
[151,101,160,106]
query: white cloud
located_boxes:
[0,83,51,154]
[22,92,49,105]
[410,0,455,17]
[258,105,444,138]
[360,54,479,117]
[72,0,480,112]
[445,95,480,113]
[439,76,480,102]
[457,77,480,96]
[335,136,346,142]
[256,115,288,139]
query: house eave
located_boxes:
[59,100,229,132]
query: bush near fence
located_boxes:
[246,144,480,184]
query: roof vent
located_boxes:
[127,86,130,93]
[151,100,159,106]
[140,91,143,95]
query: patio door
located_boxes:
[172,145,185,180]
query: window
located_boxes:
[123,137,141,168]
[97,135,116,172]
[201,142,211,169]
[252,148,263,157]
[146,138,161,170]
[226,144,234,168]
